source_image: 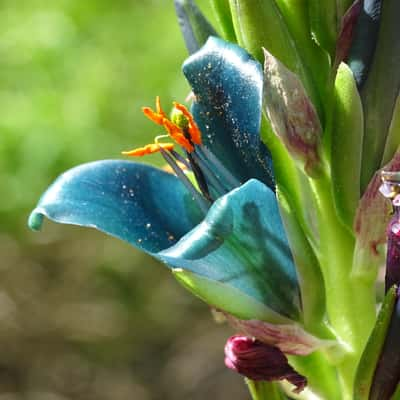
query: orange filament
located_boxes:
[122,142,174,157]
[156,95,167,117]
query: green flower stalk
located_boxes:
[28,0,400,399]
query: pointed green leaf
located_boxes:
[309,0,355,56]
[392,384,400,400]
[382,94,400,166]
[246,380,287,400]
[277,187,326,331]
[338,0,355,17]
[354,286,397,400]
[331,63,363,229]
[228,0,318,111]
[209,0,236,42]
[174,0,218,54]
[275,0,330,111]
[308,0,338,56]
[360,0,400,190]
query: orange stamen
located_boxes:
[122,142,174,157]
[163,119,194,152]
[156,96,167,117]
[136,97,200,155]
[142,106,164,125]
[173,102,202,145]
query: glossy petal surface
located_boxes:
[160,179,300,319]
[29,160,203,253]
[183,37,275,189]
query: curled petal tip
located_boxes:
[28,210,44,231]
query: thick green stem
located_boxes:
[289,351,341,400]
[246,379,286,400]
[311,175,377,398]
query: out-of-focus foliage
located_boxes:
[0,0,246,398]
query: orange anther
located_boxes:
[163,119,194,152]
[122,142,174,157]
[173,102,202,145]
[138,97,199,154]
[142,107,164,125]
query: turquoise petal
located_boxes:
[28,160,203,253]
[159,179,300,320]
[183,37,275,189]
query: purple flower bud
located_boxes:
[224,335,307,393]
[381,171,400,292]
[385,200,400,291]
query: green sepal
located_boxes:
[209,0,236,42]
[228,0,318,110]
[382,94,400,166]
[308,0,338,57]
[360,0,400,191]
[337,0,357,25]
[174,0,218,54]
[273,0,330,117]
[246,380,287,400]
[392,383,400,400]
[172,269,292,324]
[260,117,319,248]
[330,63,363,230]
[309,0,354,57]
[277,187,326,333]
[354,286,397,400]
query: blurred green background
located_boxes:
[0,1,248,398]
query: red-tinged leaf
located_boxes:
[263,49,323,177]
[222,312,335,356]
[353,151,400,278]
[334,0,362,72]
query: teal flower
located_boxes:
[28,37,301,327]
